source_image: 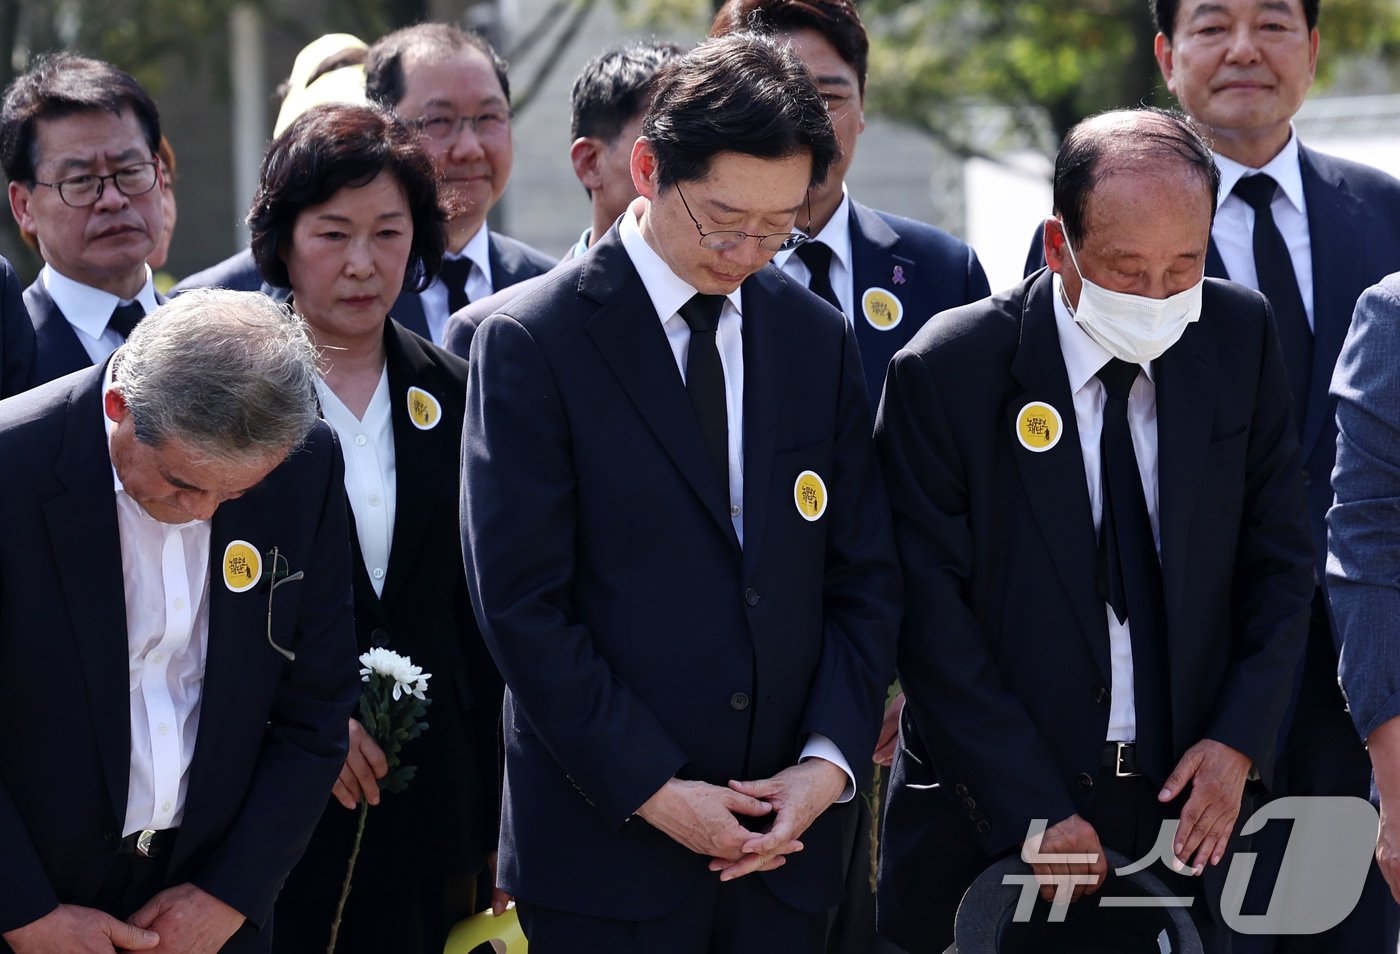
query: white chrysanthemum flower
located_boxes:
[358,647,432,701]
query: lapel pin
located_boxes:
[861,287,904,332]
[407,386,442,431]
[1015,401,1063,453]
[892,265,906,285]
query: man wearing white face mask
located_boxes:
[875,108,1314,954]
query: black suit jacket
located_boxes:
[0,367,358,951]
[278,321,500,904]
[874,271,1314,949]
[171,248,265,296]
[461,226,902,921]
[846,200,990,403]
[0,256,32,400]
[19,281,167,392]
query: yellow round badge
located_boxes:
[861,287,903,331]
[407,386,442,431]
[222,540,262,593]
[793,470,828,522]
[1015,401,1063,453]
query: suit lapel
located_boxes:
[1007,274,1109,682]
[581,237,739,547]
[738,269,791,574]
[43,368,131,823]
[1205,239,1228,281]
[24,283,93,384]
[1299,147,1364,459]
[388,290,430,340]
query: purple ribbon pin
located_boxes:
[892,265,906,285]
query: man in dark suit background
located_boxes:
[876,108,1314,953]
[0,289,358,953]
[0,255,31,399]
[364,23,553,345]
[441,40,682,359]
[461,33,901,951]
[1,53,167,394]
[1151,2,1400,946]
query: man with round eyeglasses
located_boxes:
[1,52,167,393]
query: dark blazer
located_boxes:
[388,231,556,341]
[19,281,167,392]
[845,200,990,403]
[0,366,358,951]
[1022,146,1400,572]
[442,240,582,359]
[277,321,499,905]
[171,248,264,296]
[874,271,1315,951]
[0,256,32,400]
[461,226,902,922]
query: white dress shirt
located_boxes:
[315,369,396,597]
[420,224,494,345]
[1053,274,1162,743]
[104,364,212,836]
[44,264,159,364]
[773,187,856,323]
[1212,129,1314,331]
[619,203,854,799]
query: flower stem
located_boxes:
[327,799,370,954]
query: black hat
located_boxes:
[943,849,1203,954]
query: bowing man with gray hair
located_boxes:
[0,288,359,953]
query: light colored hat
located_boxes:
[273,33,369,138]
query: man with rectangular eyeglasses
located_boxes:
[1,53,167,393]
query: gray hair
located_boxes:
[114,289,321,463]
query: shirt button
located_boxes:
[173,598,185,611]
[372,568,385,580]
[162,801,172,813]
[368,495,381,507]
[158,723,169,736]
[355,435,367,446]
[730,504,741,517]
[150,652,164,664]
[744,587,760,606]
[730,692,750,711]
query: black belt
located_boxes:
[117,828,178,858]
[1102,741,1142,778]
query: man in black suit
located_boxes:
[461,33,902,952]
[0,254,31,399]
[441,40,682,359]
[364,23,553,345]
[1,54,167,393]
[876,108,1314,954]
[0,288,358,953]
[1153,2,1400,946]
[711,0,990,406]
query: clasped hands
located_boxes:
[635,758,847,882]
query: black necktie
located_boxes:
[109,301,145,339]
[1232,174,1312,420]
[677,294,729,495]
[794,241,841,312]
[1095,358,1170,776]
[439,258,474,315]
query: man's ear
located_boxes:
[630,138,661,201]
[103,387,130,424]
[570,137,604,193]
[1043,217,1069,276]
[1153,33,1177,95]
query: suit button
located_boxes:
[1301,469,1311,488]
[1093,686,1109,705]
[103,829,118,844]
[954,783,969,797]
[371,628,390,648]
[1078,772,1094,789]
[962,796,977,809]
[975,821,991,834]
[730,692,750,711]
[744,588,760,606]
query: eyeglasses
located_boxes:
[265,546,304,662]
[412,110,511,142]
[31,160,159,208]
[674,182,809,253]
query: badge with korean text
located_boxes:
[1015,402,1062,453]
[407,386,441,431]
[223,540,262,593]
[793,470,828,522]
[861,287,903,331]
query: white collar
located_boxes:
[619,198,743,328]
[447,222,493,281]
[1214,127,1305,216]
[44,264,158,339]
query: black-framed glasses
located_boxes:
[31,160,159,209]
[411,110,511,142]
[265,546,303,662]
[674,182,809,253]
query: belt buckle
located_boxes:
[135,829,157,858]
[1113,742,1139,778]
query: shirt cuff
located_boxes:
[800,733,856,803]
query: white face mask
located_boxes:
[1061,232,1203,364]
